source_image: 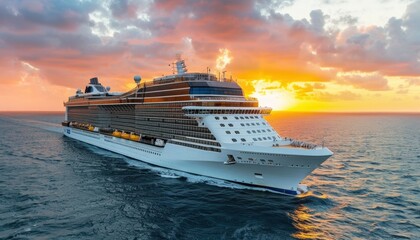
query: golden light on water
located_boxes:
[290,205,327,240]
[249,79,295,111]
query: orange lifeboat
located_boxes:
[130,133,141,141]
[112,130,122,137]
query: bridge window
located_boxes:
[189,87,243,96]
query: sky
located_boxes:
[0,0,419,112]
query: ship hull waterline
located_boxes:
[63,127,331,196]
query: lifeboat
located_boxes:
[121,131,130,139]
[112,130,122,137]
[88,125,95,131]
[130,133,141,141]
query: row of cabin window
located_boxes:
[231,136,278,142]
[220,122,266,127]
[214,116,260,120]
[226,129,272,135]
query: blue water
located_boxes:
[0,112,419,239]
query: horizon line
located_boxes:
[1,110,419,114]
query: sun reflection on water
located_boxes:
[290,204,328,240]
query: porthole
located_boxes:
[240,117,244,119]
[232,138,237,142]
[262,130,266,132]
[263,137,267,140]
[235,117,239,120]
[235,131,240,134]
[245,116,249,119]
[252,130,256,133]
[228,123,234,127]
[256,123,260,126]
[241,123,245,126]
[258,137,262,140]
[247,131,251,134]
[226,131,231,134]
[253,138,257,141]
[246,123,250,126]
[251,123,255,126]
[257,130,261,133]
[220,124,225,127]
[215,117,220,120]
[223,116,228,120]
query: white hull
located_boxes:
[64,127,331,196]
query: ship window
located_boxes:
[228,123,234,127]
[240,123,245,126]
[232,138,237,142]
[256,123,260,126]
[245,116,249,119]
[215,117,220,120]
[220,124,225,127]
[250,116,254,119]
[257,130,261,133]
[240,117,244,119]
[226,131,231,134]
[241,138,246,142]
[258,137,262,140]
[255,116,259,119]
[95,85,105,92]
[262,122,266,125]
[247,131,251,134]
[262,130,266,132]
[253,138,257,141]
[252,130,256,133]
[251,123,255,126]
[223,117,228,120]
[234,131,240,134]
[263,137,267,140]
[246,123,250,126]
[85,86,94,93]
[189,87,243,96]
[235,117,239,120]
[267,129,271,132]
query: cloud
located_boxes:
[0,0,419,97]
[312,90,361,101]
[336,72,390,91]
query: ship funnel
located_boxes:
[90,77,99,84]
[134,75,142,85]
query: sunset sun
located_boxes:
[249,80,295,111]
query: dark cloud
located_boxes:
[0,0,418,93]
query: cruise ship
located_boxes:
[62,58,333,196]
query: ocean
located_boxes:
[0,112,418,239]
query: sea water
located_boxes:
[0,112,418,239]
